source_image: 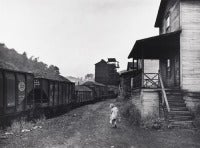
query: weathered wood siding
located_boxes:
[160,0,180,34]
[183,92,200,112]
[158,0,181,88]
[180,0,200,91]
[174,54,180,86]
[120,73,132,98]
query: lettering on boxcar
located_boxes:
[18,81,25,92]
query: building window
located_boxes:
[167,59,170,70]
[166,15,170,32]
[167,59,171,77]
[131,78,133,89]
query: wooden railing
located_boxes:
[131,72,160,89]
[158,72,170,112]
[143,73,159,88]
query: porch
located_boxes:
[127,31,193,126]
[130,70,170,117]
[128,30,182,113]
[129,30,181,89]
[129,68,193,127]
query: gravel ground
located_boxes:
[1,99,200,148]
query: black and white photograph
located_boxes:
[1,0,200,147]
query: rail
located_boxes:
[158,72,170,112]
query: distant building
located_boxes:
[119,62,136,99]
[95,58,120,86]
[119,70,133,99]
[127,62,134,71]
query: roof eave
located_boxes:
[128,42,138,59]
[128,30,181,59]
[128,49,133,59]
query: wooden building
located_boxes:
[95,59,120,86]
[119,70,133,99]
[128,0,200,126]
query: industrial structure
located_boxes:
[95,58,120,86]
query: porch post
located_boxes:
[141,47,144,88]
[142,58,144,88]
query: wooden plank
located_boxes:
[160,0,180,34]
[180,0,200,91]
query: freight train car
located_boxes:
[0,68,118,127]
[0,68,34,126]
[75,85,93,104]
[82,81,108,101]
[33,76,75,117]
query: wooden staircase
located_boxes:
[164,90,194,127]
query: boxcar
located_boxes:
[75,85,93,104]
[82,81,108,101]
[33,77,75,115]
[0,68,34,125]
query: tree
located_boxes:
[85,73,94,81]
[49,65,60,75]
[22,52,27,58]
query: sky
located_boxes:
[0,0,160,77]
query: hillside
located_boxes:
[0,43,69,81]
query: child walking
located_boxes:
[109,103,119,128]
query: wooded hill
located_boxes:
[0,43,68,81]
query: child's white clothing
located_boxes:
[110,106,119,126]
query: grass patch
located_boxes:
[6,116,46,134]
[141,116,165,129]
[116,97,166,129]
[119,100,141,126]
[7,119,33,134]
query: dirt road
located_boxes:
[2,99,200,148]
